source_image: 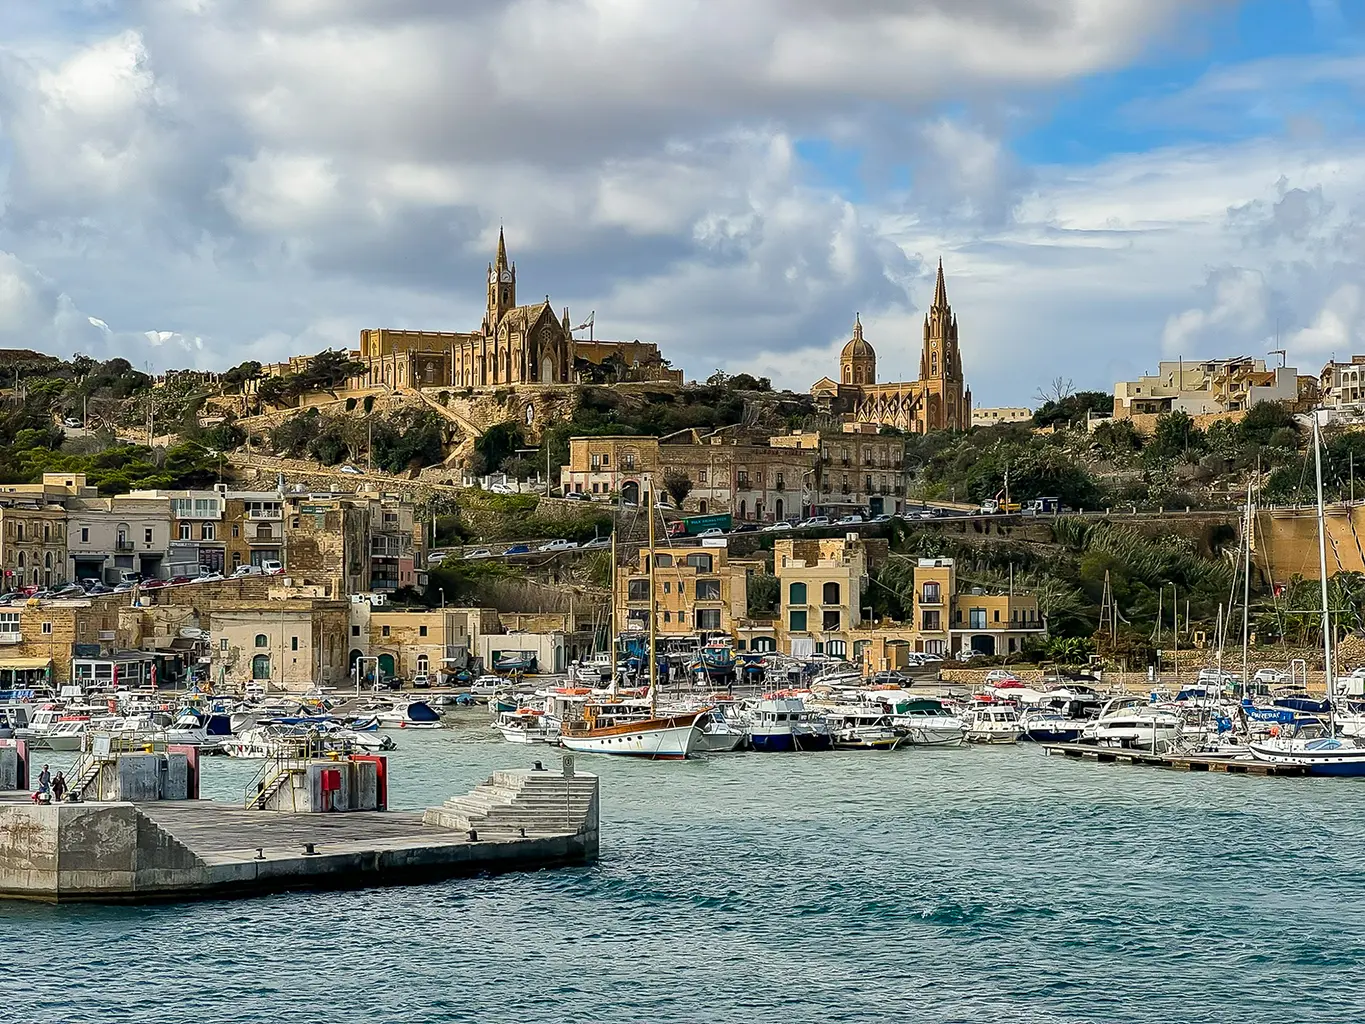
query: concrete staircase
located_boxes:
[422,769,597,838]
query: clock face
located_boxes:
[500,269,514,283]
[489,268,498,284]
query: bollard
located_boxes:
[467,829,478,841]
[302,843,317,856]
[255,847,265,860]
[533,760,545,771]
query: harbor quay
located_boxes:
[0,747,598,904]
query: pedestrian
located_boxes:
[51,771,67,802]
[37,763,51,796]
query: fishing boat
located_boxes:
[492,652,536,673]
[494,707,558,744]
[745,694,833,752]
[964,702,1022,744]
[695,641,736,680]
[890,697,967,747]
[1250,416,1365,776]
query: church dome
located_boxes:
[839,314,876,386]
[840,318,875,361]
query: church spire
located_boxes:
[496,225,508,271]
[932,257,948,310]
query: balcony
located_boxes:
[115,540,134,552]
[0,632,22,645]
[246,509,283,521]
[98,630,116,642]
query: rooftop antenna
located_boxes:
[1269,316,1286,368]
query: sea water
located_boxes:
[8,712,1365,1024]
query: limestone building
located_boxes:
[347,229,679,390]
[811,261,971,433]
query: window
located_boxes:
[789,582,807,605]
[254,634,268,648]
[41,621,52,635]
[43,524,50,541]
[417,654,429,673]
[994,609,1000,622]
[258,524,272,539]
[695,609,722,630]
[921,610,941,631]
[202,522,215,540]
[663,582,671,594]
[178,522,191,540]
[351,625,360,637]
[291,636,299,651]
[0,612,19,637]
[685,553,713,572]
[823,582,840,605]
[663,611,671,623]
[698,469,707,483]
[382,625,391,637]
[14,524,22,541]
[81,527,89,543]
[827,639,847,658]
[232,525,240,538]
[627,579,650,601]
[789,609,808,632]
[624,452,636,470]
[654,553,674,568]
[695,579,721,600]
[142,527,152,544]
[419,625,428,637]
[822,610,840,631]
[601,454,609,467]
[220,638,229,651]
[922,582,940,604]
[969,608,987,629]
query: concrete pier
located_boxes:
[0,768,598,903]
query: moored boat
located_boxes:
[557,704,708,760]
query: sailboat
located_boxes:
[1250,415,1365,776]
[557,509,708,760]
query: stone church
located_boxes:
[810,260,971,433]
[349,229,677,390]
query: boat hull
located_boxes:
[1249,739,1365,776]
[558,713,703,759]
[694,729,746,753]
[894,720,967,747]
[965,729,1021,744]
[749,731,833,752]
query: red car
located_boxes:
[141,578,168,590]
[168,575,193,586]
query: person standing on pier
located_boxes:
[51,772,67,802]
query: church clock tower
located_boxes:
[486,226,516,333]
[919,258,968,431]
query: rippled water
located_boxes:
[10,712,1365,1024]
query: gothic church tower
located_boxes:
[485,227,516,335]
[918,259,969,431]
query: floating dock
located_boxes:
[1042,742,1310,776]
[0,767,598,903]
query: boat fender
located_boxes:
[1269,724,1280,737]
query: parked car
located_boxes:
[411,672,430,689]
[168,576,193,587]
[141,578,168,590]
[84,584,113,595]
[463,548,494,560]
[232,564,265,577]
[537,538,578,552]
[730,522,761,534]
[763,521,794,532]
[1253,668,1288,685]
[113,581,135,593]
[194,570,224,582]
[870,513,893,523]
[118,570,142,586]
[836,514,864,525]
[489,482,517,495]
[697,527,726,538]
[338,464,362,475]
[62,416,84,428]
[469,675,502,695]
[799,516,831,528]
[52,583,83,598]
[502,543,532,556]
[79,577,104,591]
[562,491,591,501]
[261,560,285,575]
[580,536,611,550]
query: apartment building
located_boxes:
[1112,357,1299,419]
[773,536,867,659]
[558,436,661,503]
[347,603,500,682]
[615,543,758,639]
[209,597,351,691]
[770,427,910,517]
[66,494,173,583]
[910,557,1043,657]
[972,407,1032,428]
[1319,357,1365,409]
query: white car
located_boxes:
[462,548,494,560]
[537,538,578,552]
[836,514,864,525]
[469,675,502,695]
[764,521,794,532]
[580,536,611,550]
[697,527,726,538]
[489,482,518,495]
[338,464,362,475]
[799,516,831,528]
[62,417,83,428]
[983,669,1020,685]
[261,559,284,575]
[232,564,265,578]
[1252,668,1288,685]
[193,570,224,583]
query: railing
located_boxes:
[115,540,134,552]
[246,509,283,520]
[0,632,21,645]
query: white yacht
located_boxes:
[494,708,559,744]
[890,697,967,747]
[16,707,93,752]
[1082,697,1182,751]
[822,704,903,750]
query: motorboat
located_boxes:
[744,694,832,752]
[220,723,396,758]
[494,708,558,744]
[1082,699,1182,752]
[1020,707,1088,743]
[367,700,443,730]
[692,707,747,753]
[822,704,903,750]
[164,708,234,748]
[964,703,1022,744]
[16,707,93,752]
[1249,734,1365,776]
[890,697,967,746]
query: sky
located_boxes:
[1,0,1363,406]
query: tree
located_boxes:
[1033,391,1113,429]
[1034,376,1076,406]
[473,421,526,474]
[1149,411,1204,462]
[221,360,263,393]
[255,375,293,407]
[663,470,693,506]
[746,571,779,616]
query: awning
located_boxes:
[0,657,52,670]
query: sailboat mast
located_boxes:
[647,486,658,711]
[1312,416,1335,733]
[610,529,617,674]
[1241,488,1252,693]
